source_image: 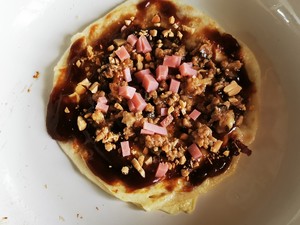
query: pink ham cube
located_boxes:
[121,141,131,157]
[123,68,132,82]
[136,35,152,53]
[131,93,147,111]
[127,99,136,112]
[160,108,168,116]
[155,162,169,178]
[156,65,169,81]
[169,79,180,93]
[160,114,174,127]
[115,46,130,61]
[119,86,136,99]
[140,129,155,135]
[121,25,127,32]
[97,96,108,104]
[179,63,198,77]
[134,69,152,83]
[163,55,182,68]
[95,96,109,113]
[188,143,203,160]
[189,109,201,121]
[143,122,168,136]
[95,102,109,113]
[127,34,138,47]
[142,74,159,92]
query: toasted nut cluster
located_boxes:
[65,11,250,182]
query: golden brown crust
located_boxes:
[51,0,260,214]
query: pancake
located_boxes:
[46,0,260,214]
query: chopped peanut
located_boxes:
[177,31,183,39]
[150,29,158,37]
[76,60,81,68]
[87,45,94,59]
[107,45,115,52]
[138,155,145,167]
[64,107,70,114]
[105,143,116,151]
[68,92,80,102]
[223,150,230,157]
[181,169,190,177]
[121,166,129,175]
[211,140,223,153]
[124,20,132,26]
[114,103,124,111]
[131,158,145,178]
[113,39,127,46]
[144,156,153,165]
[224,81,242,96]
[169,16,175,24]
[77,116,87,131]
[89,82,99,94]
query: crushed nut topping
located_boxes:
[47,4,255,190]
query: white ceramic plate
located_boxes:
[1,0,300,224]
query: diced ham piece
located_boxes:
[169,79,180,93]
[189,109,201,121]
[127,34,138,47]
[127,100,136,112]
[97,96,108,104]
[96,96,109,113]
[131,93,147,111]
[119,86,136,99]
[142,74,159,92]
[160,114,174,127]
[121,25,127,32]
[115,46,130,61]
[155,162,169,178]
[136,35,152,53]
[134,69,152,83]
[143,122,168,136]
[160,108,168,116]
[95,102,109,113]
[179,63,198,77]
[121,141,131,157]
[186,62,193,67]
[188,143,203,160]
[156,65,169,81]
[140,129,155,135]
[123,68,132,82]
[163,55,182,68]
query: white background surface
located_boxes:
[0,0,300,224]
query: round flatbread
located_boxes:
[46,0,260,214]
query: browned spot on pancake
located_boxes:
[54,67,68,88]
[89,24,100,40]
[68,37,86,63]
